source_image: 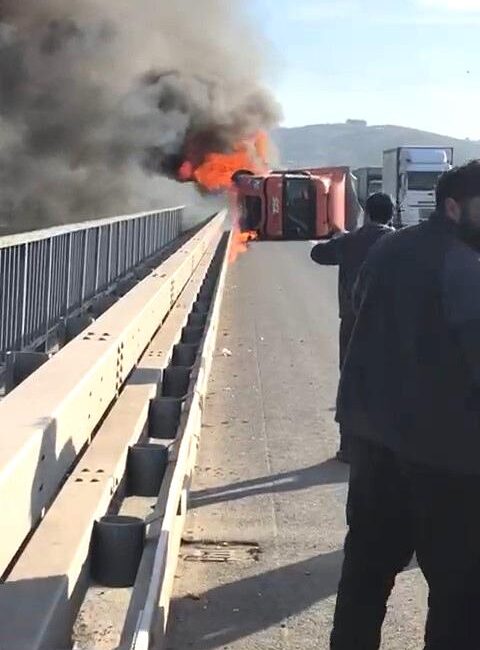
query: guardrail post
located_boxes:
[161,212,166,249]
[154,213,159,251]
[107,223,113,285]
[44,238,53,352]
[94,227,102,295]
[81,229,88,303]
[20,243,29,350]
[134,218,140,267]
[65,232,73,317]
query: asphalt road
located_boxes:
[166,240,427,650]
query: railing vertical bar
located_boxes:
[44,239,53,351]
[20,244,29,349]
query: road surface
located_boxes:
[167,240,427,649]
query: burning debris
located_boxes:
[229,227,259,264]
[0,1,281,232]
[226,189,260,264]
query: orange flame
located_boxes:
[179,132,269,262]
[229,228,258,264]
[227,190,258,264]
[181,131,269,192]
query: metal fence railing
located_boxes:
[0,207,183,359]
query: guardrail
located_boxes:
[0,213,228,650]
[0,207,183,360]
[0,212,224,580]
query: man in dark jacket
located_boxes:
[331,160,480,649]
[311,193,394,461]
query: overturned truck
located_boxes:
[233,167,362,240]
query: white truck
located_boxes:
[353,167,383,209]
[383,146,453,228]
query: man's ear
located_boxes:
[445,197,460,222]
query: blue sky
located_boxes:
[252,0,480,139]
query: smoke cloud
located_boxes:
[0,1,281,233]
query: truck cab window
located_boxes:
[243,196,262,231]
[407,171,442,192]
[284,178,316,239]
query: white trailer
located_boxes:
[383,147,453,228]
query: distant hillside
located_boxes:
[272,122,480,169]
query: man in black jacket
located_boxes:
[311,193,394,461]
[331,160,480,649]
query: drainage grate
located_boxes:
[181,541,260,563]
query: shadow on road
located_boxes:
[168,549,419,649]
[168,550,344,649]
[189,458,349,509]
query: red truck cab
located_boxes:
[233,167,360,240]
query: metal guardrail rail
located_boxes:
[0,207,183,360]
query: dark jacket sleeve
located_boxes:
[443,241,480,388]
[351,237,382,315]
[310,236,343,266]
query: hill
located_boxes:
[272,122,480,169]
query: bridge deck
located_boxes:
[167,240,427,649]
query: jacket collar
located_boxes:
[361,221,393,232]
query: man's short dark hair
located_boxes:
[365,192,394,224]
[436,160,480,209]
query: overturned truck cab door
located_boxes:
[283,174,317,239]
[233,171,266,235]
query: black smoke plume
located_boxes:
[0,1,281,233]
